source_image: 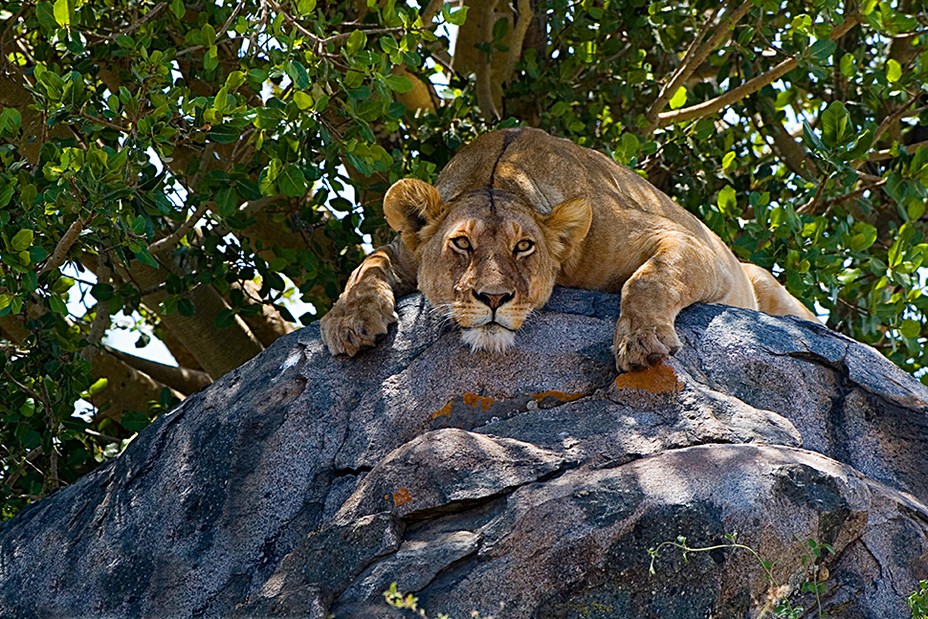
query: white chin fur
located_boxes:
[461,325,516,353]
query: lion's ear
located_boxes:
[383,179,447,251]
[542,197,592,263]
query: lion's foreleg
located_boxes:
[320,237,418,356]
[613,237,735,372]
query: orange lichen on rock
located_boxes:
[531,390,585,403]
[430,401,454,420]
[392,487,412,507]
[613,361,684,394]
[462,393,495,410]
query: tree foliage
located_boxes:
[0,0,925,517]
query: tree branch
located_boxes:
[656,14,863,129]
[39,215,89,276]
[81,260,113,363]
[475,0,501,121]
[646,0,753,130]
[420,0,444,25]
[504,0,533,84]
[104,346,211,395]
[869,139,928,162]
[148,201,211,255]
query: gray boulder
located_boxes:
[1,288,927,618]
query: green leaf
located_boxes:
[0,185,13,208]
[821,101,851,148]
[213,86,230,113]
[802,120,828,155]
[87,378,109,396]
[285,61,310,89]
[36,2,58,32]
[443,5,468,26]
[170,0,185,19]
[907,199,926,222]
[808,39,836,64]
[53,0,73,27]
[717,185,737,214]
[900,319,921,339]
[297,0,316,15]
[215,186,239,216]
[20,398,35,418]
[121,410,151,433]
[0,294,11,310]
[131,215,148,235]
[293,91,314,110]
[134,247,159,268]
[847,222,877,251]
[209,124,241,144]
[384,74,413,93]
[346,30,367,55]
[668,86,687,110]
[91,283,114,301]
[10,229,34,251]
[886,59,902,83]
[278,164,308,197]
[49,294,68,316]
[722,151,736,171]
[201,23,216,46]
[177,297,196,316]
[0,107,22,135]
[839,53,855,77]
[30,245,47,264]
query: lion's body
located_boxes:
[321,128,817,370]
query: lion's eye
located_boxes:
[450,236,472,252]
[514,239,535,255]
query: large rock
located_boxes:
[1,288,927,618]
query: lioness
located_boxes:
[321,128,817,371]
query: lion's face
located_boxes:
[384,179,592,352]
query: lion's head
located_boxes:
[383,178,592,352]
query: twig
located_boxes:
[504,0,533,84]
[872,99,923,145]
[646,0,753,130]
[148,201,212,255]
[796,173,832,215]
[656,14,863,128]
[2,446,44,489]
[39,215,89,276]
[869,138,928,161]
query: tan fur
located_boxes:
[321,128,818,371]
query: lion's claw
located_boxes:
[320,294,397,357]
[613,318,682,372]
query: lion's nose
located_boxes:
[473,290,514,310]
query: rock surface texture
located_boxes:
[2,288,928,618]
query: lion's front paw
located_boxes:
[320,294,397,357]
[613,317,682,372]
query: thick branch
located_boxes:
[104,346,211,395]
[475,0,501,121]
[656,14,863,128]
[503,0,533,84]
[420,0,444,25]
[646,0,753,129]
[81,260,113,362]
[39,215,88,275]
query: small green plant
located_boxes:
[648,533,833,618]
[384,583,491,619]
[909,580,928,619]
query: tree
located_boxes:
[0,0,924,517]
